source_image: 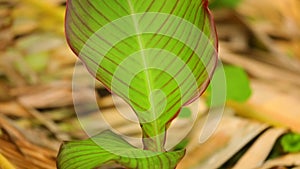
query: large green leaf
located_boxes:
[66,0,217,150]
[57,130,185,169]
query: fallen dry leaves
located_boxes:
[0,0,299,168]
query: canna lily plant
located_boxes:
[57,0,218,169]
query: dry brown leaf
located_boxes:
[0,114,57,169]
[233,128,287,169]
[257,153,300,169]
[177,113,268,169]
[228,80,300,133]
[0,101,31,117]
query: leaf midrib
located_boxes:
[126,0,162,151]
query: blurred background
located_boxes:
[0,0,299,168]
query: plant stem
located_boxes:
[141,123,166,152]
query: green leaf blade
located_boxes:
[206,65,252,107]
[57,130,185,169]
[281,133,300,153]
[66,0,217,151]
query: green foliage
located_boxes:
[57,130,185,169]
[206,65,252,106]
[280,133,300,153]
[173,139,190,151]
[59,0,218,168]
[65,0,217,152]
[223,65,252,102]
[178,107,192,119]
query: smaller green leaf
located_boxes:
[206,65,252,106]
[280,133,300,153]
[173,139,189,151]
[57,130,185,169]
[223,65,252,102]
[178,107,192,119]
